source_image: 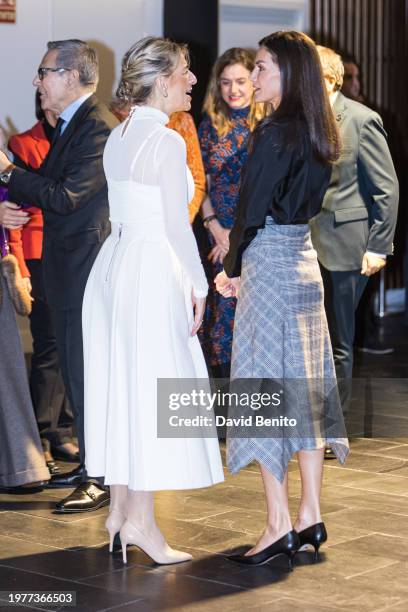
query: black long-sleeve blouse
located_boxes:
[223,120,331,278]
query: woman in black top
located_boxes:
[216,31,349,566]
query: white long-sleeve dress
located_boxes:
[82,105,224,490]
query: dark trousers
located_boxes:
[54,306,85,465]
[27,260,72,452]
[320,265,368,413]
[355,275,379,347]
[210,363,231,379]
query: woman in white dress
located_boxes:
[82,37,224,565]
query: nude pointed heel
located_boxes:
[121,536,128,564]
[119,520,192,565]
[105,509,126,554]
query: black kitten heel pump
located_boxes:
[228,529,300,570]
[296,522,327,561]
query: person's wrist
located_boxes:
[0,162,16,183]
[203,214,217,229]
[209,219,223,239]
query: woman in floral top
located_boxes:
[198,47,262,377]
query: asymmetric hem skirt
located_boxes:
[227,218,349,482]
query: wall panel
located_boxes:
[0,0,163,133]
[219,0,309,53]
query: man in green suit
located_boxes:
[310,46,399,445]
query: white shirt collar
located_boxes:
[129,105,169,125]
[329,90,339,107]
[59,92,94,128]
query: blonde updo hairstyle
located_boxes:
[116,36,189,105]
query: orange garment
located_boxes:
[167,112,206,223]
[8,121,50,278]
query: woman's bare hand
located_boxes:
[209,220,230,252]
[208,244,228,264]
[191,290,206,336]
[215,271,240,298]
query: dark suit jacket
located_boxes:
[310,92,399,271]
[8,94,118,309]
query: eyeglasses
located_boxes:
[37,67,71,80]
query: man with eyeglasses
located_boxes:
[0,39,118,512]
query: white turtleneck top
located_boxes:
[103,105,208,297]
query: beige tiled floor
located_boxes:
[1,315,407,610]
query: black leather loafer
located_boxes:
[43,451,61,476]
[54,482,110,513]
[228,530,300,569]
[45,464,85,488]
[46,460,61,476]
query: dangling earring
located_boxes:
[162,87,168,98]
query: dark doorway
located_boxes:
[164,0,218,124]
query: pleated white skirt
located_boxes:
[83,221,224,490]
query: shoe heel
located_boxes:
[121,536,128,564]
[287,551,295,571]
[106,510,126,555]
[296,522,327,562]
[106,522,117,554]
[108,531,115,554]
[119,521,131,564]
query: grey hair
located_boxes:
[47,39,99,88]
[116,36,188,105]
[316,45,344,91]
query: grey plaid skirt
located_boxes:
[227,217,349,482]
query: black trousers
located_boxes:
[27,260,72,452]
[54,306,85,465]
[320,264,368,413]
[355,275,379,347]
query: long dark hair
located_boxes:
[256,31,340,164]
